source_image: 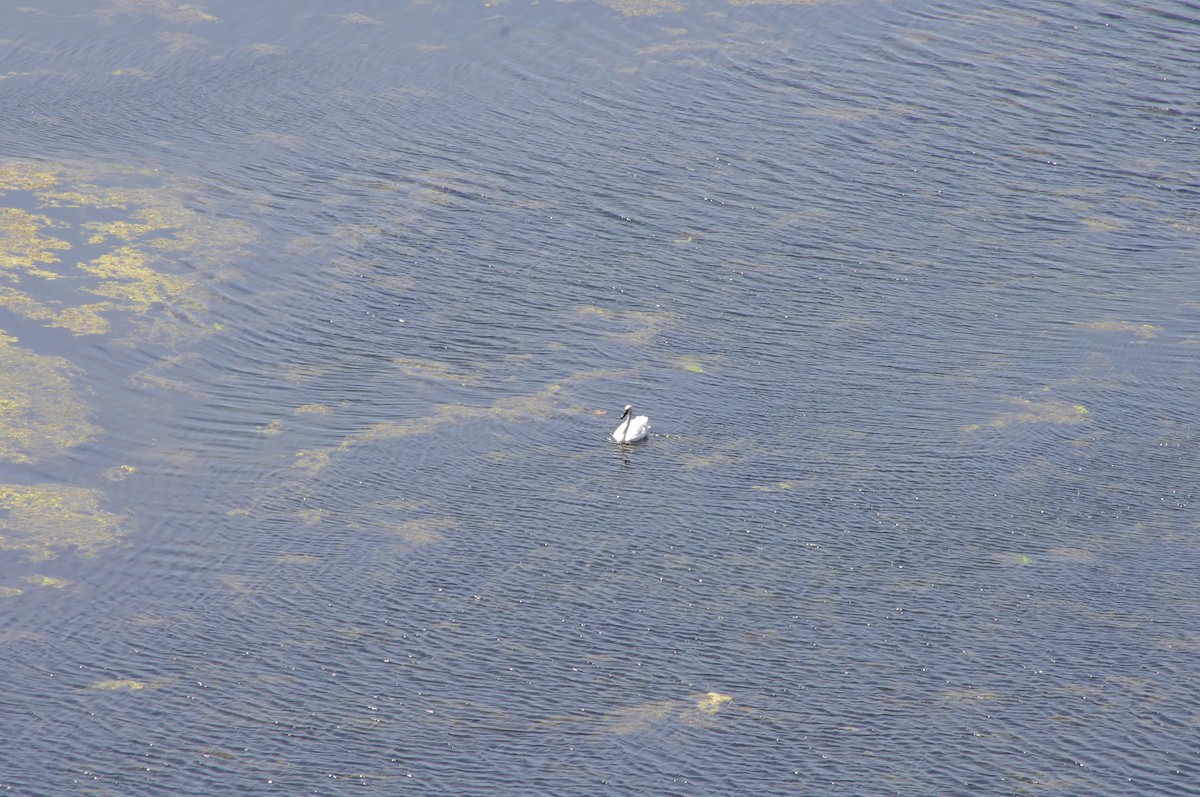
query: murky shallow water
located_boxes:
[1,1,1198,795]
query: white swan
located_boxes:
[611,404,650,443]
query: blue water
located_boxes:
[1,1,1197,795]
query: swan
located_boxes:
[611,404,650,443]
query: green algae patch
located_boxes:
[0,165,59,192]
[0,333,98,463]
[294,448,332,475]
[24,574,72,588]
[349,384,565,445]
[750,481,794,492]
[601,0,685,15]
[969,396,1091,430]
[0,158,255,342]
[257,419,284,436]
[1071,321,1160,339]
[80,245,197,308]
[277,553,319,565]
[99,0,218,24]
[88,678,147,691]
[104,464,137,481]
[336,12,382,24]
[0,208,71,280]
[609,691,735,734]
[939,688,1004,702]
[388,517,457,546]
[696,691,732,713]
[0,484,126,561]
[392,357,481,385]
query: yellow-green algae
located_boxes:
[386,517,458,546]
[608,692,734,734]
[24,574,72,588]
[88,678,147,691]
[104,464,137,481]
[1071,320,1161,339]
[294,448,332,476]
[0,158,254,343]
[749,481,794,492]
[0,483,125,561]
[0,207,71,280]
[336,12,382,25]
[966,396,1091,430]
[0,332,99,463]
[98,0,217,24]
[601,0,685,15]
[349,384,566,445]
[393,357,481,385]
[939,688,1004,702]
[293,403,332,415]
[277,553,320,565]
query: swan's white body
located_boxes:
[611,404,650,443]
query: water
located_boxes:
[1,1,1197,795]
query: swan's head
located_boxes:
[621,404,632,418]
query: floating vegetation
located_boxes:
[1071,320,1160,339]
[680,439,749,469]
[297,507,326,526]
[277,553,319,565]
[336,12,382,25]
[573,304,675,348]
[608,692,734,734]
[968,396,1091,429]
[997,553,1036,566]
[1047,547,1095,563]
[294,448,332,476]
[104,464,137,481]
[1079,217,1120,232]
[257,419,284,436]
[601,0,685,15]
[0,484,126,561]
[939,688,1004,702]
[98,0,217,24]
[349,384,565,445]
[88,679,147,691]
[0,332,99,463]
[696,691,733,713]
[388,517,457,546]
[0,207,71,280]
[392,357,481,385]
[293,403,332,415]
[24,574,72,588]
[0,158,255,344]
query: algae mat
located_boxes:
[0,158,255,564]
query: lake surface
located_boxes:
[1,1,1198,795]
